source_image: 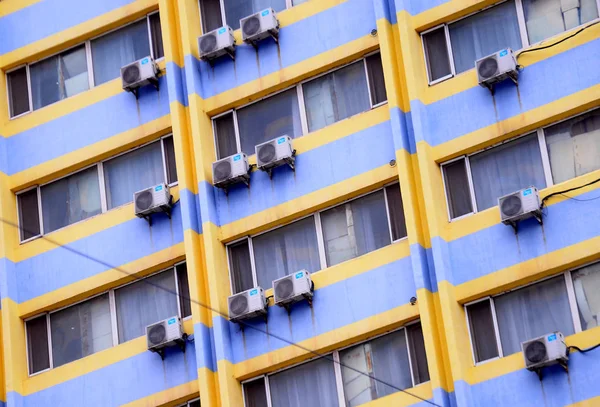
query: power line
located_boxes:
[516,20,600,59]
[0,216,440,407]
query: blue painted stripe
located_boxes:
[374,0,398,25]
[0,0,137,55]
[410,243,437,292]
[216,255,416,364]
[390,106,416,154]
[179,188,202,235]
[166,62,188,107]
[394,0,451,16]
[192,322,217,372]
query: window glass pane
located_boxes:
[60,45,89,98]
[115,270,179,343]
[103,141,165,209]
[188,400,201,407]
[572,262,600,331]
[523,0,598,44]
[229,240,255,293]
[177,263,192,318]
[30,55,59,110]
[303,61,370,132]
[92,19,151,85]
[244,378,268,407]
[422,27,451,82]
[469,134,546,211]
[214,113,238,159]
[224,0,287,30]
[18,188,41,241]
[545,110,600,184]
[365,53,387,105]
[406,322,430,384]
[27,315,50,374]
[163,136,178,184]
[50,294,112,367]
[340,330,412,406]
[269,357,338,407]
[443,158,473,218]
[466,300,499,363]
[7,67,30,117]
[448,1,522,74]
[41,166,102,233]
[494,276,574,356]
[385,184,407,241]
[200,0,224,33]
[252,217,320,289]
[149,13,164,59]
[321,190,390,267]
[237,88,302,156]
[292,0,308,4]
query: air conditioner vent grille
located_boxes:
[478,57,499,79]
[501,194,522,217]
[148,323,167,346]
[135,190,154,211]
[243,16,261,37]
[525,340,548,364]
[257,143,276,164]
[200,34,218,53]
[230,295,249,316]
[275,278,294,300]
[214,160,232,183]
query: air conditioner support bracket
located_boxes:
[151,334,188,360]
[140,196,173,226]
[507,210,543,234]
[266,151,296,179]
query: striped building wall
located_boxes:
[0,0,598,406]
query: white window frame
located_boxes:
[226,183,407,295]
[16,135,175,243]
[176,397,202,407]
[5,64,33,119]
[421,0,600,85]
[241,321,430,407]
[24,261,190,376]
[211,52,388,159]
[6,12,163,119]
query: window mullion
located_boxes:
[564,271,583,333]
[248,238,259,288]
[537,128,554,187]
[174,267,183,319]
[404,327,417,387]
[444,25,456,76]
[37,186,44,235]
[264,375,274,407]
[86,41,95,88]
[514,0,530,48]
[46,314,54,369]
[98,163,108,213]
[383,186,395,243]
[160,137,169,185]
[363,58,374,109]
[332,351,346,407]
[109,289,119,346]
[147,14,155,60]
[464,156,478,213]
[26,64,34,113]
[297,84,309,136]
[489,297,504,358]
[232,111,242,154]
[314,213,327,270]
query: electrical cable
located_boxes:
[516,20,600,59]
[567,343,600,354]
[0,216,441,407]
[541,176,600,208]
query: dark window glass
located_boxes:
[385,184,407,241]
[228,240,254,294]
[224,0,286,30]
[18,188,41,241]
[163,136,178,184]
[422,27,451,83]
[467,300,499,363]
[214,113,238,159]
[443,158,473,219]
[149,13,165,59]
[189,400,201,407]
[407,322,430,384]
[243,378,268,407]
[7,67,30,117]
[366,53,387,105]
[177,263,192,318]
[27,315,50,374]
[200,0,224,33]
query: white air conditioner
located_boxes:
[256,135,295,175]
[241,8,279,45]
[476,49,518,90]
[146,316,184,353]
[228,287,268,322]
[498,186,541,226]
[121,56,159,94]
[198,26,235,61]
[522,332,568,373]
[212,153,250,189]
[134,183,172,218]
[273,270,314,308]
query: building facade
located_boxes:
[0,0,599,406]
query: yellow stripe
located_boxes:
[0,0,43,18]
[411,0,503,31]
[357,382,433,407]
[121,380,199,407]
[566,396,600,407]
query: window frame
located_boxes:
[226,183,408,295]
[241,321,430,407]
[24,261,190,376]
[176,398,202,407]
[5,64,34,119]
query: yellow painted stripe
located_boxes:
[121,380,199,407]
[566,396,600,407]
[0,0,43,18]
[358,382,432,407]
[411,0,502,31]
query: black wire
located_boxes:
[0,216,441,407]
[517,20,600,59]
[541,177,600,208]
[560,193,600,202]
[568,343,600,354]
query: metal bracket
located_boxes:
[265,151,296,179]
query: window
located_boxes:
[25,262,191,375]
[466,264,600,364]
[243,323,429,407]
[228,184,407,294]
[200,0,295,32]
[441,108,600,220]
[17,136,176,242]
[212,53,387,159]
[6,13,163,118]
[177,399,201,407]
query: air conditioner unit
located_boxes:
[198,26,235,62]
[121,56,159,96]
[476,49,518,91]
[146,316,185,357]
[241,8,279,46]
[498,186,542,228]
[212,153,251,190]
[273,270,314,308]
[522,332,568,374]
[228,287,268,322]
[256,135,295,176]
[134,183,172,219]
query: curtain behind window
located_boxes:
[30,55,60,110]
[494,276,574,356]
[243,378,269,407]
[214,113,239,159]
[449,1,522,74]
[469,134,546,211]
[7,67,30,117]
[200,0,224,33]
[103,141,164,209]
[545,111,600,184]
[467,300,499,363]
[269,357,338,407]
[303,61,370,132]
[228,240,255,293]
[252,217,320,288]
[92,19,151,85]
[423,27,452,82]
[224,0,287,30]
[523,0,598,44]
[41,166,102,233]
[115,271,178,343]
[572,262,600,331]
